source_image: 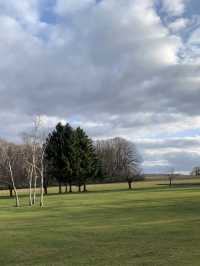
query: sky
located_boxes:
[0,0,200,174]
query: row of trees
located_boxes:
[0,118,142,207]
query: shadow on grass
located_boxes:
[0,186,179,200]
[0,194,32,200]
[44,186,171,197]
[44,188,130,197]
[0,189,130,200]
[158,182,200,188]
[1,182,200,201]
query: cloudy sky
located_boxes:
[0,0,200,173]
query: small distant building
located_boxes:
[191,167,200,176]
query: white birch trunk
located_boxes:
[29,166,33,206]
[40,168,44,207]
[33,166,37,205]
[8,162,20,207]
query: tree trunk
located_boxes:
[9,186,13,198]
[65,184,68,193]
[169,178,172,187]
[40,169,44,207]
[44,184,48,195]
[78,185,81,192]
[69,181,72,193]
[14,187,20,207]
[128,181,132,189]
[43,176,48,195]
[29,166,33,206]
[8,162,20,207]
[83,183,87,192]
[33,167,37,205]
[58,181,62,194]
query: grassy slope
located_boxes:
[0,180,200,266]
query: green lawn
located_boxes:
[0,180,200,266]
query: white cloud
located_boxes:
[161,0,186,16]
[0,0,44,34]
[55,0,94,15]
[168,18,189,32]
[188,28,200,45]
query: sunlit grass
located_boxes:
[0,179,200,265]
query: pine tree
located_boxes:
[72,127,98,192]
[45,123,100,193]
[45,123,74,193]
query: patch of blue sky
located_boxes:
[186,0,200,17]
[39,0,58,24]
[39,0,103,24]
[167,128,200,138]
[155,0,200,46]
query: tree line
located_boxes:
[0,118,142,207]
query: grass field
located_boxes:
[0,179,200,266]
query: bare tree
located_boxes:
[22,116,48,207]
[95,137,142,188]
[191,166,200,176]
[35,141,47,207]
[20,142,34,206]
[0,142,21,207]
[168,167,175,187]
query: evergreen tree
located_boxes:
[72,127,99,192]
[45,123,73,193]
[45,123,100,193]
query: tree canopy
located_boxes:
[45,123,99,192]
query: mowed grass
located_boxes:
[0,180,200,266]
